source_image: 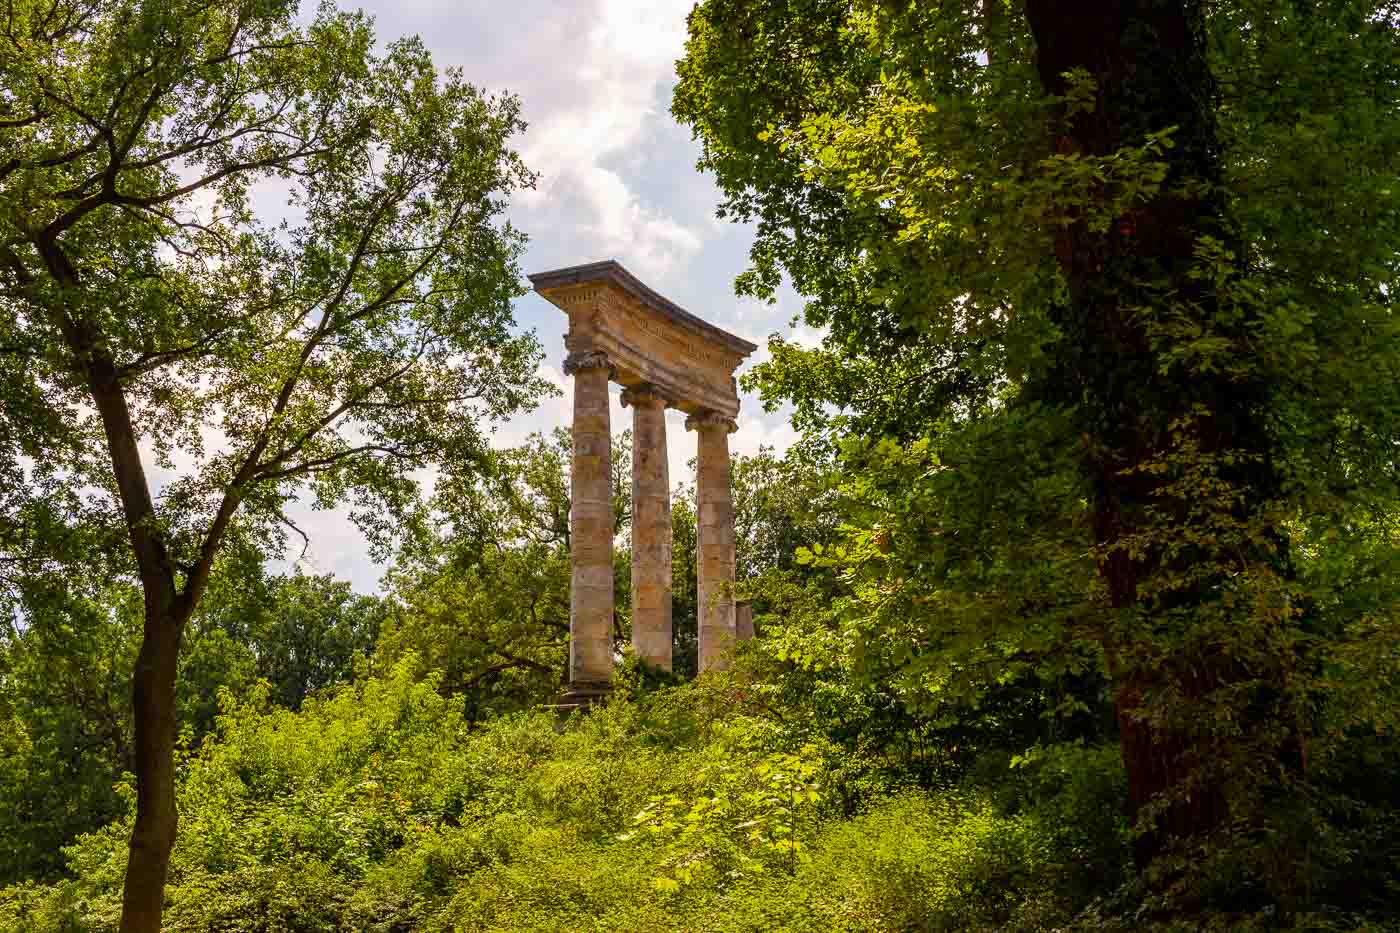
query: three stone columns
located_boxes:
[565,349,740,688]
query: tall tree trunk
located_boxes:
[1023,0,1292,874]
[85,355,189,933]
[47,259,190,930]
[120,597,187,933]
[40,209,245,929]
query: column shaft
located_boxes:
[689,412,737,672]
[625,386,672,670]
[566,352,614,686]
[735,602,754,642]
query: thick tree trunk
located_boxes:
[49,281,192,932]
[120,599,186,933]
[85,355,190,933]
[1023,0,1291,873]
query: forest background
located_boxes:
[2,1,1399,931]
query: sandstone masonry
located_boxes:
[530,260,758,705]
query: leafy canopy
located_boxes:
[1,0,549,590]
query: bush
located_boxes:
[0,666,1153,931]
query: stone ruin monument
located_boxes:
[529,260,758,709]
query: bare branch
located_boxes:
[41,142,338,242]
[279,510,311,560]
[0,135,103,188]
[462,655,558,688]
[116,332,230,380]
[352,391,484,410]
[253,443,420,483]
[121,90,298,173]
[317,183,406,322]
[256,346,428,472]
[333,198,479,329]
[35,76,110,141]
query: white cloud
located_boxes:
[732,412,800,460]
[67,3,807,599]
[508,0,705,281]
[241,0,803,591]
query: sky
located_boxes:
[282,0,810,592]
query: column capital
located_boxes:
[563,349,617,380]
[685,410,737,434]
[620,383,674,409]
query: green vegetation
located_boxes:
[4,432,1397,929]
[3,0,1400,929]
[0,659,1136,932]
[1,0,543,924]
[673,0,1400,922]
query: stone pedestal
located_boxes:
[565,350,615,688]
[688,411,737,673]
[623,385,673,670]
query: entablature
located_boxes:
[530,260,757,419]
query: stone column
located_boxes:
[736,602,754,642]
[687,411,737,673]
[623,385,673,670]
[565,350,615,691]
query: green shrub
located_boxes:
[0,668,1164,931]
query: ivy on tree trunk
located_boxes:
[1022,0,1297,869]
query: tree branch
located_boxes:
[0,108,47,129]
[40,142,337,242]
[253,443,419,483]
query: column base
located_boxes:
[551,681,613,719]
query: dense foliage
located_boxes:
[0,659,1137,933]
[2,0,1399,929]
[8,421,1394,929]
[674,0,1400,922]
[1,0,544,924]
[0,567,386,885]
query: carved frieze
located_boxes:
[531,260,757,418]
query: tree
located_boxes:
[650,446,841,678]
[190,567,385,715]
[670,493,700,677]
[0,580,139,884]
[381,429,633,715]
[731,446,839,586]
[675,0,1400,913]
[0,559,382,884]
[0,1,545,926]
